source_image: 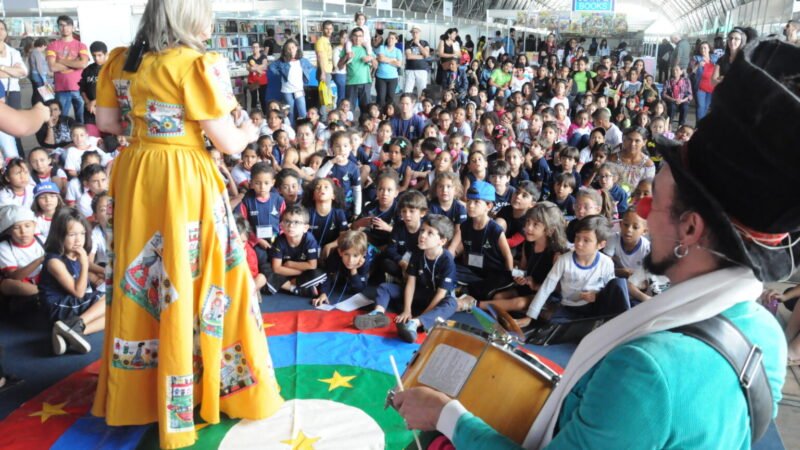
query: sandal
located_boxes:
[456,295,477,312]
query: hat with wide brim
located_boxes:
[653,39,800,282]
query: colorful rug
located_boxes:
[0,310,421,449]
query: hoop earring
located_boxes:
[674,243,689,259]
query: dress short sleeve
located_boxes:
[96,47,127,108]
[183,52,237,121]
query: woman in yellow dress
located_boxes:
[91,0,283,447]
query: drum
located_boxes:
[396,321,561,444]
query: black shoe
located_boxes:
[0,375,24,394]
[292,285,318,298]
[354,312,390,330]
[55,319,91,354]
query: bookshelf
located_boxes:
[3,16,69,48]
[208,19,300,64]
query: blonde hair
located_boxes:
[136,0,212,53]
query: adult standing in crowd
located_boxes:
[464,34,475,61]
[404,26,431,96]
[46,15,89,123]
[375,32,403,107]
[339,27,375,113]
[246,42,268,112]
[79,41,107,137]
[669,32,691,72]
[784,19,799,45]
[26,37,50,104]
[314,20,334,115]
[713,28,749,85]
[92,0,283,447]
[393,39,795,450]
[692,41,716,121]
[436,28,460,85]
[263,28,281,56]
[504,28,516,59]
[391,93,426,141]
[0,19,27,157]
[0,20,28,114]
[331,29,348,107]
[657,38,673,83]
[275,39,312,126]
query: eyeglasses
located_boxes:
[281,220,307,227]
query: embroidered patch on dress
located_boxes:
[145,100,185,137]
[200,285,231,338]
[120,232,179,320]
[208,58,236,105]
[166,374,194,433]
[187,221,200,278]
[112,338,159,370]
[220,341,257,397]
[212,194,244,271]
[113,80,133,137]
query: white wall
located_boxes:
[77,3,135,53]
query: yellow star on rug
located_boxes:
[281,430,321,449]
[29,401,69,423]
[318,370,356,391]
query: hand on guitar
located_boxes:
[393,386,451,431]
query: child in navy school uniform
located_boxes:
[353,169,401,248]
[317,131,362,217]
[312,230,370,307]
[495,180,539,250]
[239,162,285,264]
[461,150,488,197]
[406,138,433,189]
[506,146,530,188]
[266,205,327,297]
[549,172,576,217]
[380,190,427,280]
[354,214,458,343]
[526,139,552,196]
[553,146,582,189]
[454,181,515,309]
[303,178,349,261]
[428,171,467,254]
[39,208,105,355]
[488,160,516,216]
[231,146,259,191]
[381,137,414,192]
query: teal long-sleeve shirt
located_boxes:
[451,301,787,449]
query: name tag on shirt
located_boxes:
[256,226,274,239]
[467,253,484,268]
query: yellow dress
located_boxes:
[91,46,283,449]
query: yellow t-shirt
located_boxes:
[315,36,333,74]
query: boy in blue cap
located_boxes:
[452,180,514,311]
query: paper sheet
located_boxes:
[314,293,374,312]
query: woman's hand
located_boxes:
[393,387,452,431]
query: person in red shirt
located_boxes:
[45,15,89,123]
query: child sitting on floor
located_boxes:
[40,208,105,355]
[0,205,45,303]
[520,215,628,325]
[236,216,268,293]
[482,202,568,312]
[603,208,659,303]
[380,190,427,281]
[266,205,327,297]
[312,230,370,307]
[303,178,349,261]
[354,214,457,343]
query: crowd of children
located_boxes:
[0,33,683,352]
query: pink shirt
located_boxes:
[46,39,88,92]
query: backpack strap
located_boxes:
[672,314,773,443]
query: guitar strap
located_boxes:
[672,314,773,443]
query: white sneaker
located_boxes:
[54,320,91,354]
[51,327,67,356]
